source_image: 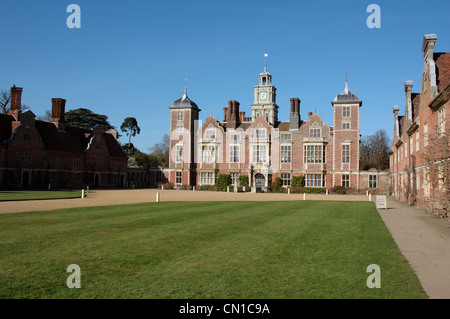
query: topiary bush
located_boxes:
[216,174,231,191]
[239,175,249,187]
[291,175,305,188]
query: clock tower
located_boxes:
[251,54,279,125]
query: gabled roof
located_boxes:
[35,121,91,153]
[434,52,450,91]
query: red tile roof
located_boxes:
[0,114,125,158]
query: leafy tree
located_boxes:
[123,143,141,157]
[121,117,141,146]
[65,108,115,131]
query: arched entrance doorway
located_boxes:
[255,173,265,192]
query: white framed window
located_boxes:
[369,175,377,188]
[229,145,240,163]
[342,144,350,164]
[281,145,291,163]
[342,122,350,130]
[343,106,351,118]
[304,145,325,163]
[281,133,292,141]
[176,144,183,163]
[202,145,216,163]
[252,145,267,163]
[175,171,182,184]
[416,131,420,152]
[342,174,350,188]
[177,110,184,121]
[205,129,216,140]
[306,174,325,187]
[309,128,321,138]
[230,134,240,143]
[256,129,266,139]
[423,122,428,147]
[438,108,445,137]
[177,125,184,132]
[200,172,215,185]
[281,173,291,187]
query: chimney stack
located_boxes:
[223,107,228,122]
[227,100,240,129]
[8,86,23,120]
[422,34,437,61]
[404,81,413,122]
[289,98,301,130]
[50,98,66,130]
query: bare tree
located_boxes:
[0,89,11,114]
[360,129,391,170]
[421,128,449,219]
[148,134,170,168]
[36,110,52,121]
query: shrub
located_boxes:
[331,186,346,194]
[291,175,305,188]
[272,177,282,191]
[159,182,173,190]
[215,174,231,191]
[290,187,326,194]
[199,185,219,191]
[239,175,249,187]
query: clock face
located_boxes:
[260,92,267,100]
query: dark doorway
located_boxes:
[255,173,265,192]
[94,174,99,188]
[120,175,124,188]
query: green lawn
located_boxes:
[0,201,427,299]
[0,190,81,201]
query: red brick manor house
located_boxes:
[167,60,388,191]
[0,86,128,189]
[389,34,449,213]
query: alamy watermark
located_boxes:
[366,264,381,288]
[66,4,81,29]
[366,4,381,29]
[66,264,81,288]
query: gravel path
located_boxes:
[0,189,369,214]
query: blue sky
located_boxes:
[1,0,449,151]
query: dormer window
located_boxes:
[256,128,266,139]
[310,128,321,138]
[205,129,215,140]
